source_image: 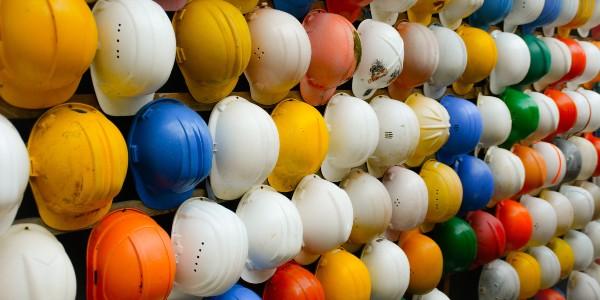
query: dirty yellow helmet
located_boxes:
[506,251,542,300]
[173,0,251,104]
[420,160,463,224]
[452,25,498,96]
[268,99,329,192]
[0,0,97,109]
[405,93,451,167]
[224,0,258,13]
[315,248,371,300]
[408,0,448,25]
[28,103,128,231]
[547,237,576,280]
[558,0,596,37]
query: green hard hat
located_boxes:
[430,216,477,273]
[500,87,540,149]
[517,34,551,86]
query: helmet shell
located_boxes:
[467,211,506,267]
[479,259,520,300]
[495,199,533,252]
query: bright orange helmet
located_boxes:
[512,144,547,196]
[398,229,443,295]
[264,263,325,300]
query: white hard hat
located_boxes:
[352,19,404,100]
[484,146,525,204]
[578,1,600,37]
[585,262,600,285]
[369,0,417,25]
[423,25,468,99]
[568,271,600,299]
[361,238,410,300]
[478,259,521,300]
[540,190,575,237]
[534,37,573,91]
[575,181,600,220]
[564,90,593,136]
[527,246,561,289]
[412,288,450,300]
[477,94,512,148]
[569,136,598,181]
[568,41,600,89]
[585,221,600,259]
[236,185,303,283]
[438,0,484,30]
[321,93,379,182]
[208,96,279,200]
[382,166,428,231]
[91,0,175,116]
[367,95,420,178]
[542,0,579,37]
[521,195,558,246]
[560,184,595,230]
[0,224,76,300]
[244,6,311,105]
[489,30,531,95]
[532,142,567,188]
[565,229,595,271]
[577,88,600,133]
[524,92,560,144]
[291,174,353,265]
[171,198,248,296]
[503,0,545,32]
[0,115,29,235]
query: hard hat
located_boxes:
[567,271,600,299]
[388,22,439,100]
[479,259,521,300]
[512,144,547,196]
[352,19,404,100]
[565,229,595,271]
[272,0,314,20]
[574,181,600,220]
[28,103,127,231]
[477,95,512,148]
[584,221,600,259]
[300,11,360,106]
[244,6,311,105]
[268,99,328,192]
[361,238,410,300]
[171,198,248,297]
[452,26,498,95]
[423,25,467,99]
[263,263,325,300]
[315,249,372,300]
[568,41,600,89]
[554,138,583,184]
[325,0,372,22]
[521,195,558,246]
[467,211,506,267]
[585,261,600,285]
[383,166,429,230]
[86,209,175,299]
[568,136,598,180]
[502,0,545,32]
[558,0,596,37]
[583,42,600,89]
[578,0,600,37]
[524,93,560,144]
[548,237,576,279]
[370,0,417,25]
[367,95,420,177]
[341,169,392,244]
[398,230,443,295]
[418,160,462,224]
[531,142,567,188]
[0,0,97,109]
[452,155,494,212]
[436,95,482,164]
[584,133,600,177]
[521,0,563,34]
[507,251,543,300]
[173,0,250,104]
[430,217,477,273]
[496,199,534,252]
[412,288,450,300]
[489,31,531,95]
[223,0,258,13]
[129,99,212,209]
[528,246,562,289]
[207,284,260,300]
[154,0,188,11]
[407,0,448,25]
[562,90,592,136]
[534,38,573,92]
[0,224,76,300]
[405,93,451,167]
[500,88,540,148]
[91,0,175,116]
[553,37,587,87]
[0,115,29,236]
[534,289,566,300]
[540,190,575,237]
[321,93,379,182]
[577,89,600,133]
[468,0,513,29]
[485,146,526,204]
[542,0,579,36]
[518,36,552,87]
[560,184,595,229]
[543,89,577,139]
[439,0,484,30]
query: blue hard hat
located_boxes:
[452,154,494,213]
[521,0,562,34]
[273,0,315,20]
[128,98,213,210]
[468,0,513,29]
[207,284,261,300]
[436,95,482,165]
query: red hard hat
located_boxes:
[544,89,577,140]
[325,0,373,22]
[512,145,547,196]
[553,38,587,87]
[263,262,325,300]
[495,199,533,252]
[584,133,600,177]
[535,288,566,300]
[467,210,506,267]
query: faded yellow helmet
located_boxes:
[315,248,371,300]
[28,103,128,231]
[558,0,596,37]
[547,237,576,279]
[268,99,329,192]
[420,160,463,224]
[408,0,448,25]
[452,25,498,96]
[506,251,542,300]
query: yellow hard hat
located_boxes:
[315,248,371,300]
[420,160,463,224]
[506,251,542,300]
[173,0,251,104]
[408,0,448,25]
[28,103,128,231]
[558,0,596,37]
[0,0,97,109]
[224,0,258,13]
[405,93,451,167]
[398,229,443,295]
[547,237,576,280]
[268,99,329,192]
[452,25,498,96]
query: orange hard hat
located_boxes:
[398,229,443,295]
[495,199,533,252]
[263,263,325,300]
[512,144,547,196]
